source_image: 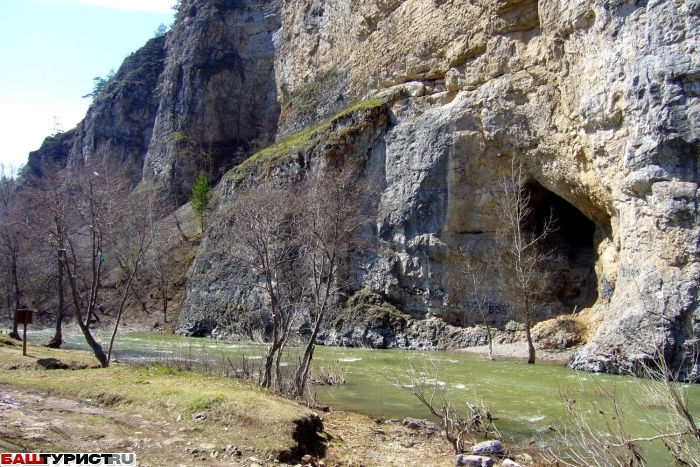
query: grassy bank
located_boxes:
[0,335,456,467]
[0,335,315,460]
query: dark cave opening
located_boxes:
[527,180,599,314]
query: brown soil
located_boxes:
[0,385,455,467]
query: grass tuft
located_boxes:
[187,394,225,413]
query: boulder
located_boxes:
[472,440,504,456]
[502,460,522,467]
[455,455,493,467]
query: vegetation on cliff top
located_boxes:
[83,37,166,103]
[280,68,344,124]
[229,97,386,182]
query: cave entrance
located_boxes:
[527,180,598,315]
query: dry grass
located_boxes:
[531,314,594,350]
[0,336,99,370]
[0,340,313,458]
[0,339,560,466]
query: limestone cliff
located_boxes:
[28,0,700,379]
[142,0,282,200]
[263,0,699,379]
[26,36,166,181]
[28,0,281,197]
[69,36,167,183]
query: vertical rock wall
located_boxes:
[28,37,167,183]
[143,0,282,199]
[270,0,700,376]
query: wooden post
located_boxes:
[16,309,34,356]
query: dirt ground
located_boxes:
[0,385,456,467]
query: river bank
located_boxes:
[0,335,544,467]
[3,329,698,466]
[459,343,575,365]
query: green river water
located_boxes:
[20,330,700,465]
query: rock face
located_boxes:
[178,101,390,338]
[28,0,281,197]
[316,290,493,350]
[142,0,282,200]
[28,0,700,378]
[67,36,167,183]
[26,35,166,181]
[263,0,700,378]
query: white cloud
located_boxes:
[46,0,177,14]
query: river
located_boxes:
[21,329,700,465]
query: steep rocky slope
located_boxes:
[184,0,700,379]
[28,0,281,198]
[28,0,700,379]
[26,35,166,181]
[142,0,282,199]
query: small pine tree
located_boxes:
[191,171,212,232]
[154,23,168,38]
[172,0,183,19]
[82,69,115,100]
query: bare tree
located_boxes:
[389,355,500,454]
[148,244,176,325]
[642,353,700,466]
[453,243,495,360]
[292,165,373,397]
[495,158,555,364]
[223,183,301,390]
[543,355,700,466]
[170,130,217,204]
[23,168,74,348]
[0,166,27,340]
[61,163,132,367]
[107,185,159,364]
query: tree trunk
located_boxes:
[162,281,169,324]
[486,326,494,361]
[294,311,324,397]
[64,252,109,368]
[261,341,282,389]
[525,316,535,364]
[9,259,21,340]
[5,286,11,321]
[9,309,20,340]
[108,267,138,364]
[483,301,494,361]
[48,249,65,348]
[80,323,108,367]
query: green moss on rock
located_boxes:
[229,97,386,182]
[340,289,407,325]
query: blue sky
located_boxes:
[0,0,176,171]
